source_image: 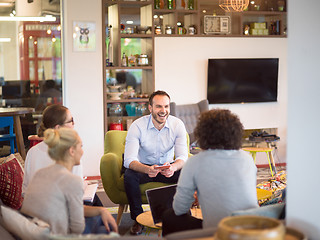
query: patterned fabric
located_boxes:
[0,157,24,209]
[256,170,287,206]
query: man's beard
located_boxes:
[152,111,168,125]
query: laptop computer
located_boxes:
[145,184,177,226]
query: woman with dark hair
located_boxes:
[22,104,82,195]
[162,109,259,236]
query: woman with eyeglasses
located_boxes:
[22,104,81,195]
[21,128,118,235]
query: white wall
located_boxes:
[286,0,320,238]
[155,37,287,164]
[0,22,19,80]
[62,0,104,177]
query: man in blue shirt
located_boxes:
[124,90,189,235]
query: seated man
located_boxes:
[162,109,259,236]
[123,90,189,235]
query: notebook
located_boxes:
[145,184,177,226]
[83,181,98,203]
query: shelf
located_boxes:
[120,33,153,38]
[154,9,198,13]
[106,98,149,103]
[241,10,287,16]
[106,66,153,69]
[105,0,153,6]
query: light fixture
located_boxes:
[219,0,249,12]
[0,15,56,22]
[0,38,11,43]
[126,20,133,24]
[0,3,14,7]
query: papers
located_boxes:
[83,181,98,202]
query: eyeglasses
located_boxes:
[63,117,74,125]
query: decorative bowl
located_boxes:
[108,85,121,92]
[107,92,122,100]
[136,26,151,34]
[214,215,285,240]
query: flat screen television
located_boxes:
[207,58,279,104]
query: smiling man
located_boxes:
[123,90,188,235]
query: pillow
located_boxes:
[0,153,24,168]
[49,232,120,239]
[1,205,50,240]
[231,203,285,219]
[0,156,24,209]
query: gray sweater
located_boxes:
[21,164,85,234]
[173,149,259,228]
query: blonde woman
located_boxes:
[21,128,118,235]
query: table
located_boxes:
[136,208,202,237]
[244,138,279,175]
[0,107,35,160]
[243,147,275,176]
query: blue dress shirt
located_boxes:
[124,114,188,168]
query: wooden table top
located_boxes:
[0,107,34,116]
[136,208,203,230]
[243,147,273,152]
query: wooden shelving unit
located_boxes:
[102,0,287,132]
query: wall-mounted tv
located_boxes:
[207,58,279,104]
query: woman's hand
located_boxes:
[100,208,118,233]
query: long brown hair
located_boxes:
[37,105,69,137]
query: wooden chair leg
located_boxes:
[116,204,126,225]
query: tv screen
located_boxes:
[207,58,279,104]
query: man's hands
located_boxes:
[148,162,176,178]
[130,160,184,178]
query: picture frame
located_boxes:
[73,21,96,52]
[204,15,231,34]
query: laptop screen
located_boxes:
[145,184,177,225]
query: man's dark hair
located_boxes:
[148,90,170,106]
[194,109,243,150]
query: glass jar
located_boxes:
[138,54,149,66]
[165,25,173,34]
[109,103,123,121]
[155,25,162,35]
[136,103,148,116]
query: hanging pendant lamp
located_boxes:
[219,0,249,12]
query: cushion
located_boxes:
[0,155,24,209]
[49,232,120,239]
[1,205,50,240]
[0,153,24,168]
[231,203,285,219]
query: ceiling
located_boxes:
[0,0,14,15]
[0,0,221,16]
[0,0,60,16]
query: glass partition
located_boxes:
[0,0,62,150]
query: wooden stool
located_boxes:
[243,147,274,176]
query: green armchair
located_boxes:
[100,130,190,225]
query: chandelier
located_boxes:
[219,0,249,12]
